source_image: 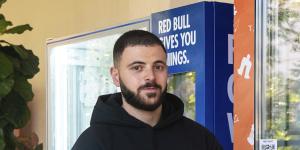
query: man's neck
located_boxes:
[122,98,162,127]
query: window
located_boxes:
[256,0,300,149]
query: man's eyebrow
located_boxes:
[127,61,146,67]
[154,60,167,65]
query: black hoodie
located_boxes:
[72,93,222,150]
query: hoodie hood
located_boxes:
[90,92,184,129]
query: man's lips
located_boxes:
[141,87,158,92]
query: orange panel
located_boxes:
[234,0,255,150]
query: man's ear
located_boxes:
[110,67,120,87]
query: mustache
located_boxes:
[138,82,162,90]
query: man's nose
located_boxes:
[144,68,155,81]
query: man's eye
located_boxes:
[154,65,165,71]
[132,66,142,71]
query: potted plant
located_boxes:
[0,0,41,149]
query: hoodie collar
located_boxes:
[90,92,184,129]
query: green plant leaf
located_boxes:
[0,118,8,128]
[15,142,26,150]
[5,54,21,70]
[0,39,11,46]
[0,113,8,128]
[0,128,5,150]
[4,24,32,34]
[0,51,13,80]
[35,143,43,150]
[1,45,39,78]
[12,45,29,60]
[3,124,16,150]
[1,93,31,128]
[0,42,30,60]
[0,77,14,98]
[0,45,18,58]
[0,0,7,8]
[13,76,33,101]
[19,50,39,78]
[0,44,29,61]
[0,115,7,128]
[0,14,12,33]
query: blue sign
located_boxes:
[151,3,204,73]
[151,2,233,150]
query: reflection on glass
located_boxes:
[262,0,300,149]
[167,72,196,120]
[49,34,120,149]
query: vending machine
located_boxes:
[151,2,233,149]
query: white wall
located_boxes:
[1,0,233,146]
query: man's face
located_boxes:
[111,45,168,111]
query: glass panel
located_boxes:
[167,72,196,120]
[261,0,300,149]
[49,35,120,150]
[47,21,149,150]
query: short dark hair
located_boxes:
[113,30,166,67]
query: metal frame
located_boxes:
[255,0,268,149]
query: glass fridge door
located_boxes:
[168,72,196,120]
[47,20,149,150]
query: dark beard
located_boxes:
[119,79,166,111]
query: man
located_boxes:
[72,30,222,150]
